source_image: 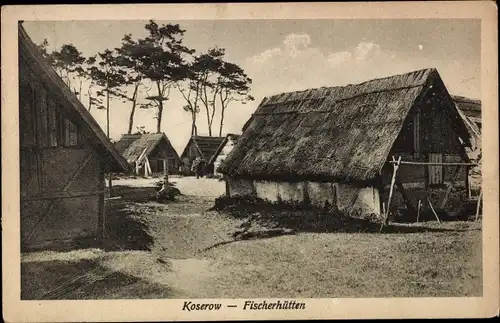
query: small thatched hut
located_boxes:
[180,135,226,175]
[209,133,241,177]
[452,95,482,198]
[452,95,481,129]
[115,133,181,176]
[218,68,473,217]
[19,23,129,251]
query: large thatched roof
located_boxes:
[115,133,180,164]
[180,136,226,162]
[19,23,129,172]
[218,68,471,182]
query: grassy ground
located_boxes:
[21,177,482,299]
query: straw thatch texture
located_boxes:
[455,105,481,142]
[219,68,466,182]
[452,95,481,130]
[181,136,226,161]
[115,133,180,165]
[452,95,481,117]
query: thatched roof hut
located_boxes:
[452,95,481,132]
[115,133,181,175]
[19,23,128,250]
[219,68,471,184]
[180,135,227,175]
[452,95,481,194]
[181,136,227,161]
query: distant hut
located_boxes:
[19,23,129,251]
[452,95,481,129]
[218,68,474,218]
[180,136,226,176]
[209,133,241,177]
[452,95,482,198]
[115,133,182,177]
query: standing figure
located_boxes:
[191,157,202,179]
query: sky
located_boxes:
[22,19,481,153]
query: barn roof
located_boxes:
[218,68,471,182]
[452,95,481,127]
[208,133,241,165]
[115,133,180,164]
[18,23,129,172]
[181,136,226,161]
[452,95,481,115]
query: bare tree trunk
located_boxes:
[127,84,140,134]
[156,103,163,134]
[205,104,212,136]
[66,71,72,90]
[79,80,82,101]
[87,85,93,111]
[106,87,113,197]
[219,106,225,137]
[218,91,227,137]
[209,88,218,136]
[128,102,137,134]
[191,110,198,136]
[106,90,110,138]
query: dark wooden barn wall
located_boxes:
[389,87,468,186]
[148,140,180,174]
[20,46,105,251]
[379,87,469,215]
[180,140,203,174]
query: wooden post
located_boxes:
[427,197,441,223]
[389,161,477,166]
[135,161,140,176]
[346,189,359,218]
[465,165,470,200]
[146,158,152,176]
[468,179,472,200]
[224,175,230,197]
[108,173,113,198]
[439,165,462,209]
[331,183,338,212]
[163,159,168,177]
[395,179,415,213]
[417,199,422,223]
[144,157,149,177]
[475,189,483,222]
[384,156,401,226]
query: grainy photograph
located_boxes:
[18,17,483,299]
[2,2,498,322]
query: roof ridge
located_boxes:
[451,95,481,104]
[263,68,435,102]
[193,135,226,139]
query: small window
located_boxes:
[47,99,58,147]
[62,118,78,147]
[36,85,49,147]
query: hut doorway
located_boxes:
[428,153,444,185]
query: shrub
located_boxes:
[213,194,335,213]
